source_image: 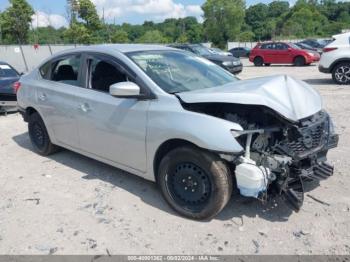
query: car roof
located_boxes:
[53,44,175,56]
[169,43,201,47]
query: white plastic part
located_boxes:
[235,158,269,198]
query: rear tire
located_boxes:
[332,62,350,85]
[253,57,264,67]
[294,56,305,66]
[157,146,232,220]
[28,112,59,156]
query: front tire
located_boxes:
[294,56,305,66]
[158,146,232,220]
[253,57,264,67]
[332,62,350,85]
[28,112,58,156]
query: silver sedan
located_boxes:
[17,45,338,220]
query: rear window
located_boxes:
[0,64,18,78]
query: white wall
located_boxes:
[0,45,79,73]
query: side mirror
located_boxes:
[109,82,141,98]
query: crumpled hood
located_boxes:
[178,75,322,122]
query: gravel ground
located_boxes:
[0,59,349,255]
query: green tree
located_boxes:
[268,1,289,18]
[176,34,189,43]
[64,0,102,44]
[29,26,66,44]
[202,0,245,48]
[282,1,329,38]
[63,22,91,44]
[245,3,269,40]
[111,29,129,43]
[0,0,34,44]
[238,31,255,41]
[181,17,203,43]
[136,30,169,44]
[78,0,101,31]
[67,0,79,25]
[121,23,145,42]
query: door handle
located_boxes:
[38,93,47,101]
[78,103,91,113]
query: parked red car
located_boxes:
[249,42,320,66]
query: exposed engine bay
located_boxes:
[183,102,339,211]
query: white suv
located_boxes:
[319,32,350,84]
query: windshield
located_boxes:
[190,45,212,56]
[128,51,238,94]
[0,64,18,78]
[289,43,301,49]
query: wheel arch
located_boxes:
[254,55,264,61]
[153,139,199,182]
[26,106,39,116]
[330,58,350,72]
[294,55,306,63]
[23,106,56,144]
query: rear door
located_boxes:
[273,43,293,63]
[36,54,83,148]
[76,53,150,172]
[260,43,273,63]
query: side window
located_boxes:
[39,62,51,79]
[261,44,271,49]
[89,58,127,93]
[275,43,288,50]
[51,55,81,86]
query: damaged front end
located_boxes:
[184,103,339,211]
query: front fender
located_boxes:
[148,107,244,152]
[145,99,244,180]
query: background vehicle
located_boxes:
[169,44,242,74]
[208,47,233,56]
[295,42,322,54]
[249,42,320,66]
[300,39,329,49]
[0,61,20,114]
[17,45,338,220]
[229,47,251,58]
[319,32,350,84]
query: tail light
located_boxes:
[323,47,337,53]
[13,82,21,93]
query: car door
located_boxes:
[260,43,273,63]
[274,43,293,63]
[36,54,83,148]
[76,53,150,172]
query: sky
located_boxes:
[0,0,290,28]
